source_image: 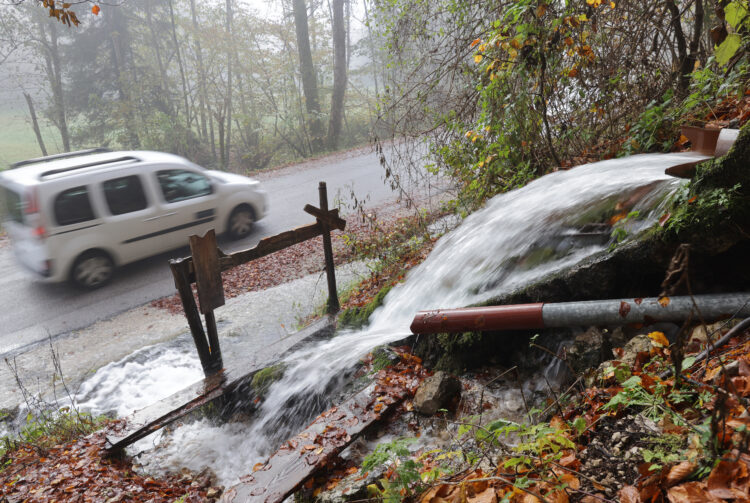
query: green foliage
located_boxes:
[641,434,687,471]
[362,437,425,502]
[0,407,107,460]
[717,1,750,65]
[608,210,641,250]
[666,182,743,235]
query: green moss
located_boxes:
[338,284,394,329]
[662,123,750,252]
[251,364,285,397]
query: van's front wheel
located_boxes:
[71,251,114,289]
[227,205,256,240]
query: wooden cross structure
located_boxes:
[169,182,346,376]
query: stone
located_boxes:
[567,327,607,374]
[413,371,462,416]
[689,320,735,345]
[621,334,652,366]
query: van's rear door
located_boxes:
[0,181,52,277]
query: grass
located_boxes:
[0,105,63,168]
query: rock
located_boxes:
[689,320,735,345]
[413,371,462,415]
[567,327,607,373]
[313,464,386,503]
[206,487,222,499]
[621,334,652,366]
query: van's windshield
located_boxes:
[2,187,24,223]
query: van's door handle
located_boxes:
[143,212,177,222]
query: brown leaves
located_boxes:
[707,459,750,499]
[0,430,216,502]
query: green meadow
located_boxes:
[0,103,62,169]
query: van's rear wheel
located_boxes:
[71,251,114,289]
[227,205,255,240]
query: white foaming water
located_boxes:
[130,153,702,485]
[76,341,202,418]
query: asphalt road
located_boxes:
[0,147,425,357]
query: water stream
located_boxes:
[82,152,704,485]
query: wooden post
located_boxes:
[318,181,339,313]
[189,230,225,374]
[169,259,214,375]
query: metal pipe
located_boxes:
[410,294,750,334]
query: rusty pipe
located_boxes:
[410,293,750,334]
[666,127,740,178]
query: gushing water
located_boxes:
[130,153,702,485]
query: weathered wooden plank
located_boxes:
[218,222,324,273]
[303,205,347,231]
[189,230,225,314]
[105,371,234,451]
[169,260,214,374]
[220,383,409,503]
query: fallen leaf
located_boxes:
[658,296,671,307]
[668,481,722,503]
[666,462,696,487]
[619,485,641,503]
[619,301,631,318]
[468,487,497,503]
[648,331,670,348]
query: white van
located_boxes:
[0,149,268,288]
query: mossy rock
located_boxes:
[338,284,393,329]
[663,123,750,253]
[251,364,286,397]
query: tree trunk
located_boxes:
[37,19,70,152]
[362,0,380,97]
[189,0,209,142]
[224,0,233,168]
[24,92,47,156]
[108,8,141,148]
[168,0,192,129]
[145,6,174,116]
[666,0,703,96]
[327,0,347,149]
[292,0,323,152]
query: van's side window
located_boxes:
[54,186,95,226]
[103,175,148,215]
[156,170,212,203]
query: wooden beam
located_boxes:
[220,383,409,503]
[303,205,346,230]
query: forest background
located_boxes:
[1,0,748,212]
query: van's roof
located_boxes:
[0,150,198,187]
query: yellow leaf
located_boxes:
[658,296,671,307]
[648,331,670,348]
[474,54,483,64]
[610,1,616,8]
